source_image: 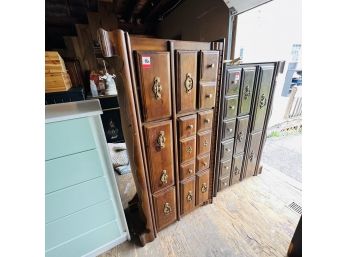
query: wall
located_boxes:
[234,0,302,127]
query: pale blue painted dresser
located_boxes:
[45,100,129,257]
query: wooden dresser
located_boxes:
[45,100,129,256]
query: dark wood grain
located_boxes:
[178,114,197,139]
[179,161,196,181]
[196,153,210,172]
[179,136,196,164]
[180,178,196,215]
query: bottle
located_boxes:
[90,80,98,97]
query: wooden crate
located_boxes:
[45,51,67,73]
[45,72,72,93]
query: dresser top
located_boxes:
[45,100,103,123]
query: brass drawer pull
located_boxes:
[201,183,208,193]
[249,151,254,161]
[259,93,267,108]
[229,105,235,110]
[153,76,162,99]
[188,169,193,174]
[163,202,172,215]
[204,118,210,124]
[237,131,244,142]
[156,131,166,149]
[206,93,213,98]
[208,63,215,68]
[187,124,194,129]
[228,128,233,132]
[186,146,193,154]
[160,170,168,184]
[186,191,193,202]
[185,73,194,93]
[203,139,209,147]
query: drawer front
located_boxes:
[197,130,212,156]
[153,186,177,231]
[238,67,256,116]
[219,176,230,191]
[222,119,236,141]
[45,149,103,194]
[196,169,210,205]
[45,117,96,160]
[245,131,263,178]
[231,154,243,185]
[196,153,210,172]
[136,51,171,122]
[179,161,195,181]
[178,114,197,139]
[234,115,249,154]
[226,68,242,96]
[180,178,196,215]
[144,121,174,193]
[252,65,274,131]
[219,158,232,178]
[223,96,238,120]
[200,50,219,82]
[176,50,198,113]
[199,82,216,109]
[179,136,197,163]
[197,110,213,132]
[220,139,234,161]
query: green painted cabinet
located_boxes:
[45,100,129,257]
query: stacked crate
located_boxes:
[45,51,72,93]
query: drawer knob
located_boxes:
[237,131,244,142]
[163,202,172,215]
[228,128,233,132]
[156,131,166,149]
[244,85,251,99]
[188,169,193,174]
[160,170,168,185]
[201,183,208,193]
[152,76,162,99]
[259,93,267,108]
[203,161,208,167]
[185,73,194,93]
[187,124,194,129]
[187,191,193,202]
[203,139,209,147]
[224,182,228,186]
[225,148,231,152]
[204,118,210,124]
[208,63,215,68]
[229,105,235,110]
[206,93,213,98]
[186,146,193,154]
[224,166,229,169]
[249,151,254,161]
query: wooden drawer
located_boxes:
[219,158,232,178]
[144,121,174,193]
[136,51,172,122]
[198,82,216,109]
[197,110,213,132]
[222,119,236,141]
[219,176,230,191]
[220,139,234,161]
[180,177,195,215]
[180,161,195,181]
[153,186,177,231]
[245,131,263,178]
[223,96,238,120]
[200,50,219,82]
[176,50,197,114]
[251,65,274,132]
[178,114,197,139]
[179,136,196,163]
[234,115,249,154]
[197,130,212,156]
[45,117,96,160]
[231,154,243,185]
[196,153,210,172]
[226,67,242,96]
[196,169,210,205]
[238,67,256,116]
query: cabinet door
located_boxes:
[200,50,219,82]
[238,67,256,116]
[196,169,210,205]
[180,178,195,215]
[197,130,212,156]
[196,153,210,172]
[144,120,174,193]
[251,65,274,132]
[222,119,236,141]
[176,50,197,113]
[244,131,263,178]
[153,186,177,231]
[136,51,171,122]
[197,110,214,132]
[178,114,197,139]
[231,154,243,185]
[223,96,238,120]
[219,158,232,178]
[226,68,242,96]
[234,115,249,154]
[220,139,234,161]
[179,161,195,181]
[199,82,216,109]
[179,136,196,163]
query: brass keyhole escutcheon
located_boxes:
[237,131,244,142]
[249,151,254,161]
[201,183,208,193]
[187,191,193,202]
[153,76,162,99]
[186,146,193,154]
[184,73,193,93]
[163,202,172,215]
[156,131,166,149]
[259,93,267,108]
[244,85,251,99]
[160,170,168,185]
[234,166,239,175]
[203,139,208,147]
[204,118,210,124]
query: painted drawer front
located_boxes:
[197,110,213,132]
[45,118,96,160]
[46,221,120,257]
[153,186,177,231]
[196,169,210,205]
[45,149,103,194]
[46,177,109,223]
[180,178,196,215]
